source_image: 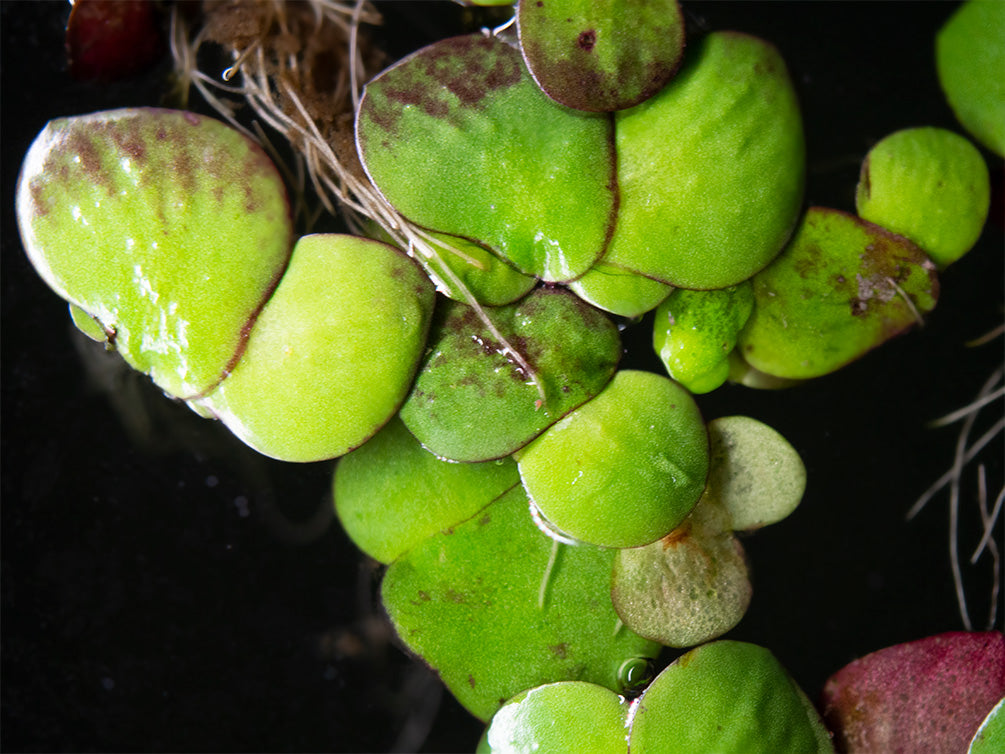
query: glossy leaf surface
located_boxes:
[518,370,708,548]
[567,261,673,319]
[199,234,434,462]
[605,31,804,290]
[356,33,617,282]
[737,207,939,380]
[518,0,684,112]
[333,417,520,564]
[400,287,620,461]
[653,284,754,394]
[382,485,659,721]
[15,108,293,398]
[479,681,629,753]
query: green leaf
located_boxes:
[705,416,806,531]
[198,234,434,462]
[628,641,834,753]
[611,495,750,647]
[15,108,293,398]
[382,485,660,721]
[936,0,1005,156]
[517,0,684,112]
[567,261,673,319]
[653,284,754,394]
[970,698,1005,754]
[480,681,630,753]
[333,417,520,563]
[605,31,804,290]
[517,370,709,548]
[367,222,536,306]
[356,33,617,282]
[737,207,939,380]
[400,287,621,461]
[856,127,990,268]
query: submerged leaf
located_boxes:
[356,33,617,282]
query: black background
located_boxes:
[2,2,1003,752]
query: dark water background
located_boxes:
[2,2,1002,751]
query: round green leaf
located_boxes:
[381,485,660,721]
[737,207,939,380]
[199,234,434,462]
[356,33,617,282]
[605,31,804,290]
[856,127,990,268]
[936,0,1005,156]
[517,0,684,112]
[611,495,751,648]
[705,416,806,531]
[481,681,629,753]
[517,370,709,548]
[566,261,673,319]
[333,416,520,563]
[653,284,754,394]
[15,108,293,397]
[629,641,834,754]
[400,287,621,461]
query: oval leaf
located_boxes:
[705,415,806,531]
[400,287,621,461]
[822,631,1005,754]
[333,416,520,564]
[518,0,684,112]
[605,31,804,289]
[737,207,939,380]
[629,641,834,753]
[518,370,709,548]
[356,33,617,282]
[611,496,751,647]
[198,234,434,462]
[479,681,629,753]
[15,107,293,398]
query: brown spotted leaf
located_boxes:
[356,33,616,282]
[517,0,684,112]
